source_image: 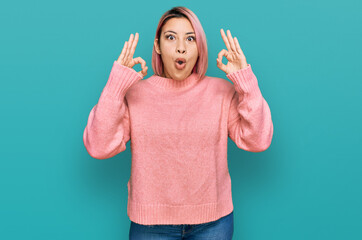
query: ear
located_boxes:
[154,39,161,55]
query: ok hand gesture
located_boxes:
[216,29,248,75]
[117,33,148,78]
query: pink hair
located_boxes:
[151,6,208,81]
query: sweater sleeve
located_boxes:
[226,64,273,152]
[83,61,142,159]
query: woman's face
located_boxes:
[154,17,199,81]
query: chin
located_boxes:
[174,71,191,80]
[164,65,193,80]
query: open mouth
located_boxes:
[175,58,186,70]
[175,58,186,64]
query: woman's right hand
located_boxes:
[117,32,148,78]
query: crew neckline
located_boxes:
[146,72,201,91]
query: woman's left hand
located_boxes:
[217,29,248,75]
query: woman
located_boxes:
[83,6,273,240]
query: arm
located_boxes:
[226,64,273,152]
[83,61,142,159]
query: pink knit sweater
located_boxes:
[83,60,273,225]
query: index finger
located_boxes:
[220,29,231,52]
[129,32,139,59]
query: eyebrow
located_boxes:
[164,31,195,35]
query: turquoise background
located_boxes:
[1,0,361,239]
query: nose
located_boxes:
[177,48,186,54]
[176,41,186,54]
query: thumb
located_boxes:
[216,58,227,73]
[139,66,148,77]
[133,57,147,78]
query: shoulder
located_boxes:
[124,78,149,100]
[203,74,235,94]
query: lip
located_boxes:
[175,58,186,70]
[175,61,186,70]
[175,58,186,63]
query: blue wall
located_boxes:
[1,0,361,239]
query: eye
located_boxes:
[187,36,196,41]
[166,34,175,40]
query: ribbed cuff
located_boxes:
[226,64,261,96]
[102,61,143,101]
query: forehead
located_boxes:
[162,17,194,33]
